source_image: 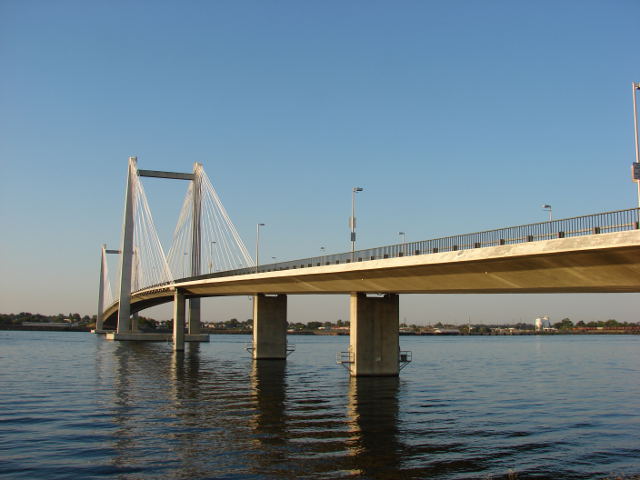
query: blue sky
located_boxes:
[1,0,638,324]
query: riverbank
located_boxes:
[3,326,638,336]
[0,325,91,332]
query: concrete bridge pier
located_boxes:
[349,293,400,377]
[173,289,186,351]
[189,298,201,335]
[131,312,139,333]
[105,289,209,343]
[252,294,288,359]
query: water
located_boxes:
[1,332,639,479]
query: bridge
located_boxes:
[97,157,640,376]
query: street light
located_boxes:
[632,82,640,208]
[256,223,265,273]
[350,187,364,259]
[209,241,216,274]
[320,246,325,264]
[398,231,406,254]
[542,204,552,222]
[183,251,188,277]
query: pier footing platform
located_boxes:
[104,332,210,342]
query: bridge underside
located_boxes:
[101,230,640,330]
[102,296,171,330]
[181,245,640,296]
[181,231,640,296]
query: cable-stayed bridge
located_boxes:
[97,158,640,376]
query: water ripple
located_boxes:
[1,332,639,479]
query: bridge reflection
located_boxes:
[346,377,402,477]
[102,341,409,478]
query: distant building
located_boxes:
[535,316,551,332]
[22,322,76,328]
[492,327,517,335]
[433,328,460,335]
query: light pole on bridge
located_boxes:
[350,187,364,260]
[256,223,265,273]
[209,241,216,274]
[632,82,640,208]
[183,251,189,277]
[542,204,552,222]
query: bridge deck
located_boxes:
[102,230,640,328]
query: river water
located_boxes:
[1,331,639,479]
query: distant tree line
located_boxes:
[2,313,637,331]
[289,319,349,330]
[206,318,253,330]
[553,318,637,330]
[0,312,94,325]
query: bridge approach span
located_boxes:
[102,229,640,328]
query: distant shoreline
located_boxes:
[0,325,92,332]
[1,326,638,335]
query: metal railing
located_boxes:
[245,342,296,357]
[157,207,639,287]
[184,208,639,281]
[399,351,412,371]
[336,350,413,373]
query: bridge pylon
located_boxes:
[93,244,120,333]
[107,156,208,344]
[116,157,137,334]
[188,162,202,335]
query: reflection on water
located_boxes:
[250,360,287,440]
[1,332,639,479]
[103,341,408,479]
[249,361,290,472]
[347,377,401,479]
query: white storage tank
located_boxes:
[535,315,550,331]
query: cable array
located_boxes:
[200,170,254,272]
[129,166,174,291]
[101,248,114,307]
[115,161,251,292]
[166,183,195,278]
[166,168,253,278]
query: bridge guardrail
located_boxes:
[156,207,640,287]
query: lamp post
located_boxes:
[256,223,265,273]
[398,231,406,254]
[209,241,216,274]
[183,251,188,277]
[320,246,325,265]
[350,187,364,260]
[542,204,552,222]
[632,82,640,208]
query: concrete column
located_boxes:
[173,289,186,351]
[96,245,107,331]
[188,299,201,334]
[189,163,202,331]
[349,293,399,377]
[130,248,140,332]
[117,157,136,334]
[252,294,287,359]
